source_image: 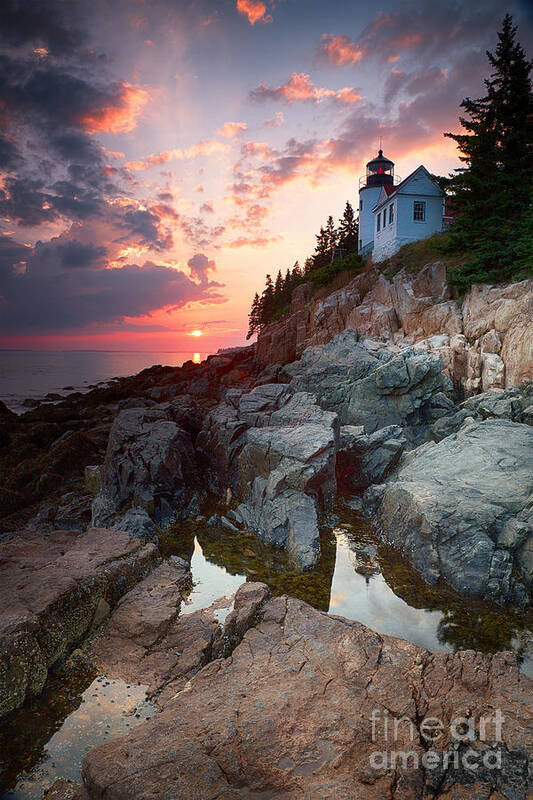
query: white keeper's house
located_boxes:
[358,149,454,262]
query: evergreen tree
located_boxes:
[515,188,533,276]
[260,274,275,324]
[303,257,314,275]
[246,292,261,340]
[313,226,329,267]
[337,201,359,252]
[445,15,533,289]
[324,215,338,258]
[291,260,302,282]
[274,269,284,298]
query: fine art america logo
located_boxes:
[370,708,505,772]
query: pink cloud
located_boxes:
[320,34,364,65]
[249,73,361,105]
[217,121,248,138]
[263,111,284,128]
[227,234,280,248]
[236,0,272,26]
[125,140,227,171]
[77,83,148,134]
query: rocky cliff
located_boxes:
[257,264,533,393]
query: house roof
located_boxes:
[372,165,444,212]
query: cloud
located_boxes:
[229,42,490,204]
[384,66,447,104]
[178,216,226,249]
[236,0,272,26]
[0,9,149,237]
[318,0,507,67]
[227,234,281,248]
[125,140,227,171]
[249,73,361,105]
[319,34,364,66]
[263,111,284,128]
[217,121,248,138]
[0,233,226,334]
[75,82,148,134]
[0,0,83,54]
[187,253,216,284]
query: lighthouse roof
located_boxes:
[366,149,394,169]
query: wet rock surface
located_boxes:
[0,527,159,718]
[81,585,533,800]
[366,418,533,604]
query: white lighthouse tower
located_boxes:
[358,149,395,256]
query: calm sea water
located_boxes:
[0,351,206,413]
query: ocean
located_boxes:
[0,350,206,413]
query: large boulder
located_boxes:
[197,386,339,568]
[82,588,533,800]
[92,406,196,532]
[0,527,159,718]
[286,331,452,444]
[367,418,533,604]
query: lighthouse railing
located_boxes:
[358,173,402,189]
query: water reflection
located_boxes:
[0,675,153,798]
[161,522,337,612]
[162,505,533,676]
[2,503,532,797]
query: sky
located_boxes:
[0,0,531,353]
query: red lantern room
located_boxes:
[365,149,394,187]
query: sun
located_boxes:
[190,329,203,337]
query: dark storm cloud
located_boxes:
[0,7,145,229]
[119,208,171,249]
[56,241,108,269]
[0,177,58,226]
[0,1,225,336]
[0,236,31,270]
[187,253,216,284]
[0,236,225,333]
[0,135,22,170]
[0,0,83,53]
[319,0,518,67]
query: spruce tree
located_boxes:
[246,292,261,339]
[337,201,359,252]
[260,274,275,325]
[274,269,284,298]
[313,226,329,267]
[445,15,533,289]
[324,215,338,258]
[515,188,533,277]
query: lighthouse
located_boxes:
[358,149,395,256]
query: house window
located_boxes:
[389,204,394,224]
[377,213,381,232]
[360,199,363,211]
[413,201,426,221]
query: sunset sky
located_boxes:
[1,0,532,353]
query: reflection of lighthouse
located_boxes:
[358,149,396,256]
